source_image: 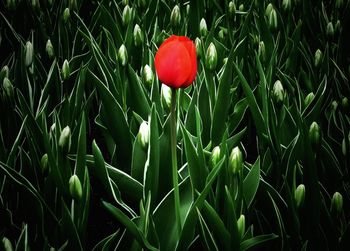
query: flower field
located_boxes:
[0,0,349,250]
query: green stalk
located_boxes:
[170,88,181,236]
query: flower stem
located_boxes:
[170,88,181,236]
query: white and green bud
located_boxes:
[6,0,16,10]
[341,97,349,111]
[142,64,153,87]
[25,41,34,67]
[210,146,221,167]
[63,8,70,23]
[205,42,217,71]
[69,174,83,201]
[46,39,54,59]
[294,184,305,209]
[309,121,321,151]
[268,8,278,30]
[258,41,266,62]
[282,0,292,11]
[118,44,128,66]
[122,5,133,25]
[195,37,202,58]
[326,22,334,38]
[59,126,71,153]
[161,84,172,111]
[133,24,143,47]
[31,0,40,10]
[314,49,322,68]
[2,77,14,99]
[199,18,208,37]
[61,59,70,80]
[265,3,273,17]
[1,65,9,80]
[237,214,245,240]
[304,92,315,107]
[40,153,49,175]
[331,100,338,112]
[69,0,77,10]
[2,237,13,251]
[238,4,244,11]
[272,80,284,107]
[335,0,344,9]
[335,20,341,34]
[137,0,147,8]
[330,191,343,215]
[229,146,243,175]
[122,0,129,5]
[137,121,150,149]
[342,137,347,156]
[170,5,181,28]
[229,1,236,16]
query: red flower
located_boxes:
[155,35,197,89]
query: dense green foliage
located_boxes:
[1,0,349,250]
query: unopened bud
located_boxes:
[142,64,153,87]
[237,214,245,240]
[40,153,49,175]
[161,84,172,111]
[314,49,322,67]
[326,22,334,38]
[229,146,243,175]
[2,237,13,251]
[122,5,133,25]
[69,174,83,201]
[341,97,349,111]
[195,37,202,58]
[133,24,143,47]
[210,146,221,168]
[268,8,278,31]
[238,4,244,11]
[331,100,338,112]
[1,65,9,80]
[309,121,321,151]
[304,92,315,107]
[137,121,150,149]
[31,0,40,10]
[118,44,128,66]
[199,18,208,37]
[6,0,16,10]
[59,126,71,153]
[258,41,266,62]
[335,20,341,34]
[46,39,54,59]
[137,0,146,8]
[229,1,236,16]
[2,77,14,99]
[265,3,273,17]
[63,8,70,23]
[61,59,70,80]
[206,42,217,71]
[69,0,77,10]
[170,5,181,28]
[25,41,33,67]
[272,80,284,107]
[330,192,343,215]
[282,0,291,11]
[294,184,305,209]
[335,0,344,9]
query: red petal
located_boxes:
[181,40,197,88]
[155,39,192,88]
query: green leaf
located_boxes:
[102,201,158,251]
[88,70,132,170]
[197,208,219,251]
[233,61,267,139]
[240,233,278,251]
[15,224,29,251]
[144,105,160,208]
[243,157,261,209]
[127,65,151,120]
[176,157,226,250]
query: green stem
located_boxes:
[170,88,181,236]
